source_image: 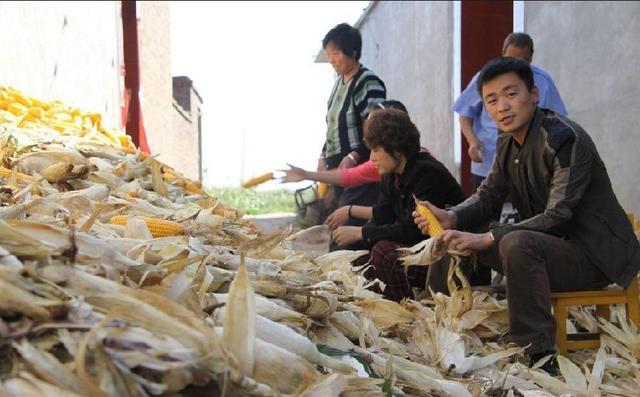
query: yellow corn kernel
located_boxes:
[0,166,39,184]
[110,215,185,237]
[7,90,32,107]
[86,112,102,125]
[415,199,444,237]
[242,172,273,188]
[0,100,10,110]
[28,96,43,107]
[0,110,16,123]
[27,107,45,119]
[7,102,27,116]
[318,182,329,198]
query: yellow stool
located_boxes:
[551,277,639,355]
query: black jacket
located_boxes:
[362,151,466,246]
[453,108,640,287]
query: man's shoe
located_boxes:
[529,350,559,376]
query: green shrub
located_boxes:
[206,186,298,215]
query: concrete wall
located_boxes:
[138,1,202,181]
[357,1,456,173]
[138,2,174,166]
[0,1,122,128]
[525,1,640,215]
[171,77,203,181]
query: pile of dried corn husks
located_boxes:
[0,86,639,397]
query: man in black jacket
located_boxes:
[415,57,640,366]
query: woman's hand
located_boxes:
[337,152,358,170]
[332,226,363,246]
[280,163,308,183]
[412,201,457,236]
[440,230,493,252]
[317,157,326,172]
[325,206,350,230]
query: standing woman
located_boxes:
[320,23,387,250]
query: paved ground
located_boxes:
[245,212,330,257]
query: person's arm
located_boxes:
[281,164,343,185]
[325,205,372,230]
[337,150,361,170]
[340,161,381,187]
[489,128,592,242]
[453,73,484,163]
[460,115,484,163]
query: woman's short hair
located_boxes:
[322,23,362,61]
[364,108,420,160]
[378,99,408,113]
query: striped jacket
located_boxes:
[323,66,386,169]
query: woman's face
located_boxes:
[370,146,401,175]
[324,43,357,76]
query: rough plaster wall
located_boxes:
[525,1,640,215]
[0,1,122,128]
[358,1,455,173]
[138,3,174,166]
[171,96,201,181]
[139,1,200,180]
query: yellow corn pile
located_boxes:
[242,172,273,188]
[110,215,185,237]
[0,166,39,184]
[415,198,444,237]
[0,86,134,149]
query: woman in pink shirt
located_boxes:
[282,159,380,188]
[282,100,408,187]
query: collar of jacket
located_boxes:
[395,151,426,190]
[502,107,545,148]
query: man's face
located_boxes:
[482,72,539,137]
[503,45,533,64]
[324,43,356,76]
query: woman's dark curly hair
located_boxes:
[364,108,420,160]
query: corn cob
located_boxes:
[110,215,185,237]
[0,166,39,184]
[317,182,329,198]
[7,102,27,116]
[415,198,444,237]
[242,172,274,188]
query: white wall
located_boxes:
[0,1,122,128]
[357,1,456,174]
[525,1,640,215]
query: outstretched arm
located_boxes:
[280,163,343,186]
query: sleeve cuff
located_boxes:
[488,223,512,242]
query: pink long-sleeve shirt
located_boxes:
[339,161,380,187]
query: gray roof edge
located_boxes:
[313,1,378,63]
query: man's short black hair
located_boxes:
[476,56,535,96]
[502,32,534,55]
[364,108,420,160]
[322,23,362,61]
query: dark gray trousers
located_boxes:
[427,230,611,353]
